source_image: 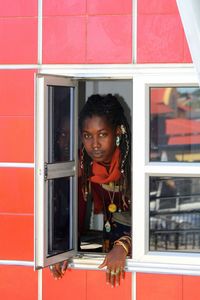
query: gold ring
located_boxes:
[111,270,116,276]
[115,268,121,274]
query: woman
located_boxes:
[50,94,131,287]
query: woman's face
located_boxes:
[81,115,118,164]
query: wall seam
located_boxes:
[38,0,43,65]
[132,0,137,63]
[0,260,34,266]
[0,163,34,168]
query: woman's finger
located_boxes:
[115,267,121,287]
[98,257,107,269]
[106,268,111,285]
[61,260,68,274]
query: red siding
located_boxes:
[43,0,86,16]
[137,0,191,63]
[136,273,182,300]
[43,16,86,64]
[43,268,131,300]
[0,0,37,17]
[183,276,200,299]
[42,1,132,64]
[87,15,132,63]
[0,168,34,213]
[0,70,35,116]
[0,266,37,300]
[87,0,132,15]
[0,18,37,64]
[0,215,34,260]
[0,117,34,162]
[86,270,132,300]
[43,269,87,300]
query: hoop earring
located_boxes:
[116,135,121,147]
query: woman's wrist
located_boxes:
[113,236,131,255]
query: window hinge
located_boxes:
[44,163,48,180]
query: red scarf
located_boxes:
[90,147,121,184]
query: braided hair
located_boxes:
[79,94,131,197]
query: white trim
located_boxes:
[132,272,136,300]
[133,68,200,269]
[0,260,34,267]
[38,269,42,300]
[0,163,34,168]
[38,0,43,64]
[0,65,38,69]
[132,0,137,63]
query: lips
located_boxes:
[91,151,104,159]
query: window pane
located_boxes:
[150,176,200,252]
[48,85,74,163]
[150,87,200,162]
[48,177,73,256]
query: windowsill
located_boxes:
[69,253,200,276]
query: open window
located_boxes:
[34,74,133,269]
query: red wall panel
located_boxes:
[43,16,86,64]
[0,117,34,162]
[0,0,37,17]
[0,18,37,64]
[137,14,185,63]
[183,276,200,300]
[87,270,132,300]
[0,266,37,300]
[0,168,33,213]
[136,273,182,300]
[43,268,87,300]
[87,15,132,63]
[138,0,178,14]
[0,70,35,116]
[0,215,33,260]
[87,0,132,15]
[43,0,86,16]
[137,0,192,63]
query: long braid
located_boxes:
[79,94,131,197]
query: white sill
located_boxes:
[69,253,200,276]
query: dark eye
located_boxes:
[99,132,107,138]
[83,133,92,139]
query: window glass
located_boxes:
[48,177,73,256]
[48,85,74,163]
[150,176,200,252]
[150,87,200,162]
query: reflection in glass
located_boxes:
[48,177,73,256]
[150,177,200,252]
[150,87,200,162]
[48,85,74,163]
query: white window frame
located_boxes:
[34,75,78,269]
[132,66,200,275]
[35,64,200,275]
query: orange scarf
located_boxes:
[90,147,121,184]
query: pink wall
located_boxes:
[0,1,198,300]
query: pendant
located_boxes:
[105,220,111,232]
[108,203,117,213]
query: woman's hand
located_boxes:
[98,245,127,287]
[49,261,68,280]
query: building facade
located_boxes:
[1,1,200,299]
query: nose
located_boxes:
[92,136,100,150]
